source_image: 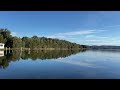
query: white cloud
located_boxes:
[102,25,120,28]
[56,59,105,68]
[85,35,95,38]
[57,59,95,68]
[46,29,107,40]
[11,32,17,36]
[57,30,96,36]
[85,35,108,39]
[81,38,120,46]
[46,30,96,40]
[96,30,108,32]
[97,37,108,39]
[45,29,120,46]
[47,35,66,39]
[47,35,56,38]
[85,40,100,42]
[85,38,120,43]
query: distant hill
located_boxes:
[87,45,120,49]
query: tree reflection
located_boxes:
[0,49,86,69]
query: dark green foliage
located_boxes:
[0,28,87,49]
[12,36,23,48]
[0,34,5,43]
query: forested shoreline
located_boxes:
[0,28,87,49]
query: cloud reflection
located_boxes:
[56,58,105,69]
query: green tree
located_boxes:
[0,34,5,43]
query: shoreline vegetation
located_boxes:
[0,28,120,51]
[0,28,87,50]
[1,47,87,51]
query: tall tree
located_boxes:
[0,34,5,43]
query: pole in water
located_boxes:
[21,47,22,51]
[9,47,10,53]
[6,47,7,54]
[28,48,30,54]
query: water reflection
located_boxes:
[0,51,4,57]
[0,50,86,69]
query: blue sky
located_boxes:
[0,11,120,46]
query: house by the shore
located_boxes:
[0,51,4,57]
[0,43,4,50]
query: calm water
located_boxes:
[0,49,120,79]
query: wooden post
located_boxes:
[28,48,30,54]
[21,47,22,51]
[6,47,7,54]
[9,47,10,53]
[20,50,22,56]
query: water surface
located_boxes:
[0,49,120,79]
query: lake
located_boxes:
[0,49,120,79]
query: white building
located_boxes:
[0,43,4,49]
[0,51,4,57]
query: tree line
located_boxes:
[0,28,87,49]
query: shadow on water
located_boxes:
[0,49,86,69]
